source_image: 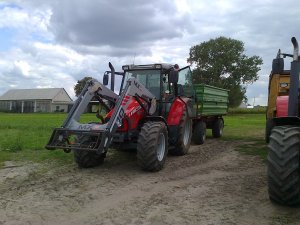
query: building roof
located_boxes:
[0,88,72,102]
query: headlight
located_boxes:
[280,83,289,88]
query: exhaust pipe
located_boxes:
[109,62,115,92]
[288,37,300,117]
[291,37,299,61]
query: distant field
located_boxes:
[0,112,267,165]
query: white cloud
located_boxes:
[0,0,300,106]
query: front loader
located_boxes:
[266,37,300,205]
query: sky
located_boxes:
[0,0,299,106]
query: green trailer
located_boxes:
[193,84,228,116]
[182,83,229,145]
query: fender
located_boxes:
[276,96,288,117]
[167,97,190,126]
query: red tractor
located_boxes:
[46,63,228,171]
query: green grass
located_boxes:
[0,112,268,165]
[223,114,265,141]
[0,113,72,165]
[223,113,268,161]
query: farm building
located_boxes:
[0,88,73,113]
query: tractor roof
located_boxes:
[122,63,175,71]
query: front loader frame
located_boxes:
[46,77,156,155]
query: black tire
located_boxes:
[265,119,274,143]
[170,109,192,156]
[212,118,224,138]
[74,139,105,168]
[192,121,206,145]
[137,121,168,172]
[74,150,105,168]
[267,126,300,206]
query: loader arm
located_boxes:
[45,77,156,155]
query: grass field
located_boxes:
[0,112,267,166]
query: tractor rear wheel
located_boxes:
[212,118,224,138]
[267,126,300,205]
[170,109,192,155]
[74,139,105,168]
[137,121,168,172]
[192,121,206,145]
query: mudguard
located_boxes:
[167,97,190,126]
[276,96,288,117]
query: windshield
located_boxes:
[123,69,161,99]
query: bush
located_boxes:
[228,107,266,114]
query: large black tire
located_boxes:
[74,150,105,168]
[170,109,192,156]
[74,139,105,168]
[267,126,300,206]
[265,119,274,143]
[212,118,224,138]
[192,121,206,145]
[137,121,168,172]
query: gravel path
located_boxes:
[1,139,300,225]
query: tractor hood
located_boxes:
[105,97,146,131]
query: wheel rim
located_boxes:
[183,119,192,146]
[157,132,166,161]
[219,121,223,135]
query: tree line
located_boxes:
[75,36,263,107]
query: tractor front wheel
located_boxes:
[137,121,168,172]
[74,150,105,168]
[74,139,105,168]
[267,126,300,205]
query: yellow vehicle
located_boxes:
[265,63,290,143]
[266,37,300,206]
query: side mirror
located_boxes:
[103,73,109,85]
[272,58,284,74]
[169,70,179,83]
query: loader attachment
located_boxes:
[46,127,111,153]
[45,69,156,155]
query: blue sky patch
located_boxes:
[0,27,14,51]
[0,2,22,10]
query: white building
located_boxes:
[0,88,73,113]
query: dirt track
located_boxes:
[1,139,300,225]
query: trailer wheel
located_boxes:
[137,121,168,172]
[265,119,274,143]
[268,126,300,206]
[192,121,206,145]
[170,109,192,156]
[212,118,224,138]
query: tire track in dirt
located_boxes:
[1,139,300,225]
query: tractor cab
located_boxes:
[120,63,194,117]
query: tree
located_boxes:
[187,36,263,107]
[74,76,92,97]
